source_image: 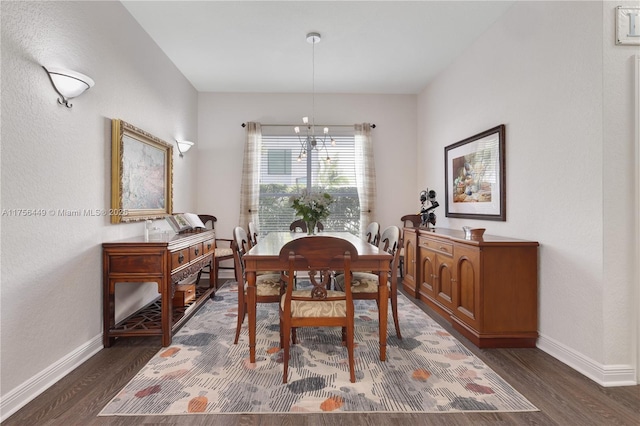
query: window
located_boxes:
[258,131,360,234]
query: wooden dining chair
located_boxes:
[398,214,422,278]
[248,221,259,247]
[232,226,284,345]
[197,215,234,289]
[289,219,324,233]
[278,236,358,383]
[335,225,403,339]
[365,221,381,246]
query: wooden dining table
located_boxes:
[243,231,393,363]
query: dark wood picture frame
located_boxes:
[110,119,173,223]
[444,125,505,221]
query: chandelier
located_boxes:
[295,32,335,163]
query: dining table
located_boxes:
[242,231,393,363]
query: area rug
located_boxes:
[99,283,538,415]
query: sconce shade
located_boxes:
[43,66,94,108]
[176,140,195,157]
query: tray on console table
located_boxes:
[412,227,539,348]
[102,230,215,347]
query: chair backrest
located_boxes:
[379,226,402,286]
[365,222,380,245]
[279,236,357,303]
[400,214,421,228]
[289,219,324,233]
[198,214,218,230]
[248,222,259,246]
[232,226,251,282]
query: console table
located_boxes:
[102,230,215,347]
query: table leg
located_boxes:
[378,271,389,361]
[161,279,172,347]
[247,270,257,363]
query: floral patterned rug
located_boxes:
[99,283,538,415]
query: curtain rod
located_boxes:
[241,122,376,129]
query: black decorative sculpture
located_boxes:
[419,189,439,229]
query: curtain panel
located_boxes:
[239,122,261,231]
[355,123,376,237]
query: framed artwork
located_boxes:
[616,6,640,45]
[444,125,505,221]
[111,119,173,223]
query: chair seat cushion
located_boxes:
[243,273,282,297]
[281,290,347,317]
[215,247,233,258]
[335,272,380,294]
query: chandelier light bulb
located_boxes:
[294,126,300,134]
[302,117,309,124]
[323,127,329,134]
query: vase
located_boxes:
[305,220,316,235]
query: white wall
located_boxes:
[417,1,638,385]
[197,93,417,241]
[0,1,198,417]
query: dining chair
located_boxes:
[398,214,422,278]
[365,221,381,246]
[278,236,358,383]
[335,225,403,339]
[196,214,235,289]
[232,226,284,345]
[289,219,324,233]
[248,221,259,247]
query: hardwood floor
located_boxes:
[4,280,638,426]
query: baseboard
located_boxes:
[0,333,103,422]
[537,333,637,387]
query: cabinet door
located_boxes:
[418,248,436,300]
[402,230,418,294]
[453,245,481,330]
[434,253,454,312]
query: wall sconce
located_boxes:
[42,66,94,108]
[175,140,195,157]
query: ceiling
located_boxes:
[122,1,514,95]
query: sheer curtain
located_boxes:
[239,122,261,231]
[354,123,376,237]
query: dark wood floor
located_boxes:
[4,280,639,426]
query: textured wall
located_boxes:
[197,92,418,241]
[417,0,637,383]
[1,0,198,400]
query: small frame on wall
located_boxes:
[111,119,173,224]
[444,125,505,221]
[616,6,640,45]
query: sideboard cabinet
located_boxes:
[408,227,539,348]
[401,227,418,297]
[103,230,215,347]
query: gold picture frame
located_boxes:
[111,119,173,223]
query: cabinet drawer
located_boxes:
[202,239,215,255]
[190,242,204,259]
[171,248,190,270]
[419,237,453,256]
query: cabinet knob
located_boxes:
[194,248,199,255]
[178,253,184,263]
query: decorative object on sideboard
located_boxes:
[462,226,486,240]
[294,32,336,164]
[42,66,94,108]
[175,140,195,157]
[445,124,506,221]
[419,189,439,229]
